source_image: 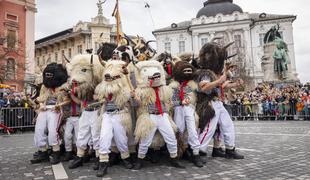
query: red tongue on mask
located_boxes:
[149,79,154,87]
[167,64,172,75]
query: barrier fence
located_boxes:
[0,104,309,133]
[0,107,36,132]
[227,104,310,121]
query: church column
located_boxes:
[243,27,258,78]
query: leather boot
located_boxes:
[108,152,121,167]
[130,152,137,163]
[225,147,244,159]
[182,148,193,160]
[199,151,207,164]
[93,157,99,170]
[133,158,144,170]
[63,151,74,161]
[192,155,203,168]
[69,156,83,169]
[212,147,226,158]
[150,149,161,163]
[83,153,91,163]
[96,162,108,177]
[122,157,133,169]
[50,151,61,165]
[30,151,49,164]
[170,157,185,169]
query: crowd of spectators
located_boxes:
[227,83,310,120]
[0,93,31,108]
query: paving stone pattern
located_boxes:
[0,121,310,180]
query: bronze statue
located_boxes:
[272,37,288,79]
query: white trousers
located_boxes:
[174,105,200,155]
[199,101,235,153]
[99,112,129,158]
[76,110,100,151]
[34,109,61,148]
[138,113,177,158]
[64,116,79,151]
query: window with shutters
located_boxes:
[179,41,185,53]
[7,30,17,49]
[164,42,171,52]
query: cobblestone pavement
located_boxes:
[1,121,310,180]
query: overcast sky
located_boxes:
[35,0,310,83]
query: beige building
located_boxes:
[35,4,117,73]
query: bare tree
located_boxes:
[231,39,254,91]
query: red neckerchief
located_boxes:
[83,100,87,108]
[153,87,163,115]
[167,64,172,76]
[71,82,77,115]
[179,81,188,103]
[108,94,113,101]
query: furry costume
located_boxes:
[169,60,200,158]
[95,60,134,173]
[134,60,178,158]
[67,54,104,169]
[196,41,244,159]
[31,63,69,165]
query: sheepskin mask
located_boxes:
[173,60,195,82]
[66,54,104,100]
[136,60,166,88]
[43,63,68,88]
[97,42,117,61]
[102,60,127,82]
[112,45,136,64]
[198,41,236,74]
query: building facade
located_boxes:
[34,8,117,73]
[0,0,36,92]
[153,0,298,85]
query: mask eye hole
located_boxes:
[45,72,53,78]
[81,68,87,72]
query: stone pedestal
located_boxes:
[261,42,299,84]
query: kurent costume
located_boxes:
[95,60,134,177]
[169,60,203,167]
[31,63,69,165]
[195,42,244,160]
[133,60,184,169]
[63,92,81,161]
[67,54,104,169]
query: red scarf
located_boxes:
[154,87,163,115]
[167,64,172,76]
[71,82,77,115]
[179,81,188,103]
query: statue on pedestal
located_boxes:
[261,25,293,82]
[272,37,288,79]
[97,0,106,16]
